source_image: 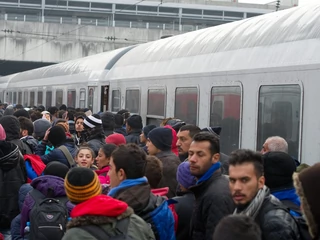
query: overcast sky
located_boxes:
[239,0,317,5]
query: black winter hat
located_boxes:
[0,115,20,141]
[143,125,157,138]
[126,115,143,130]
[148,127,172,151]
[201,126,221,139]
[48,106,58,115]
[48,126,66,147]
[100,112,115,130]
[43,161,69,179]
[13,109,30,119]
[263,151,296,190]
[33,119,51,139]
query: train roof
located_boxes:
[5,46,134,84]
[107,4,320,80]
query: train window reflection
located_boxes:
[257,85,301,160]
[18,92,22,104]
[126,89,140,114]
[80,88,86,109]
[13,92,17,104]
[38,91,43,106]
[46,91,52,109]
[67,90,76,108]
[30,91,35,107]
[147,89,165,116]
[56,90,63,107]
[8,92,12,104]
[88,88,94,111]
[175,87,198,125]
[210,86,241,154]
[112,90,121,112]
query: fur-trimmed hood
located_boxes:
[293,170,320,240]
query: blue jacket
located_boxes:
[272,188,301,217]
[35,142,77,167]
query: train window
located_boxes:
[8,92,12,104]
[56,90,63,107]
[23,91,28,107]
[79,88,86,109]
[210,86,241,154]
[38,91,43,106]
[112,90,121,112]
[18,92,22,104]
[147,89,166,116]
[13,92,17,104]
[67,90,76,108]
[46,91,52,109]
[257,85,301,160]
[88,87,94,111]
[175,87,198,125]
[125,89,140,114]
[30,91,35,107]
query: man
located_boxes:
[261,136,288,154]
[213,215,261,240]
[263,151,301,216]
[229,149,301,240]
[125,114,143,144]
[108,144,175,240]
[18,117,38,153]
[147,127,181,198]
[294,163,320,240]
[114,114,127,136]
[188,132,234,240]
[176,124,201,161]
[63,167,155,240]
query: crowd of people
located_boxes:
[0,103,319,240]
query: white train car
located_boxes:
[2,3,320,164]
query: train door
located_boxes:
[100,85,109,112]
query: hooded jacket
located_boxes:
[35,141,77,167]
[0,141,27,229]
[62,195,155,240]
[125,129,141,145]
[95,166,110,185]
[20,175,73,236]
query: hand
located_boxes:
[43,127,51,141]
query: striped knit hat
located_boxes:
[64,167,102,204]
[83,114,102,129]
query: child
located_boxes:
[95,144,118,185]
[75,146,97,170]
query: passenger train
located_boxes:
[1,3,320,165]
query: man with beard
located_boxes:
[188,132,234,240]
[229,149,301,240]
[176,125,201,161]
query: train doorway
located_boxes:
[101,85,109,112]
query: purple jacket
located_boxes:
[20,175,73,236]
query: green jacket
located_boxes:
[62,207,155,240]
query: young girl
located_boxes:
[95,144,118,185]
[75,146,97,170]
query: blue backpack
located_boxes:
[141,196,176,240]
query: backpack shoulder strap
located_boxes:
[281,199,301,215]
[29,189,46,206]
[58,145,75,167]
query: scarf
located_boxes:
[196,162,221,185]
[108,177,148,197]
[234,185,269,219]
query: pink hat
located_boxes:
[105,133,126,146]
[0,124,6,141]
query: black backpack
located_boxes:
[28,189,69,240]
[81,217,133,240]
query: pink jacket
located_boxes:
[95,166,110,185]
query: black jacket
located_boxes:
[114,127,127,136]
[189,170,235,240]
[173,192,195,240]
[256,194,301,240]
[125,130,141,145]
[155,151,181,198]
[0,141,27,228]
